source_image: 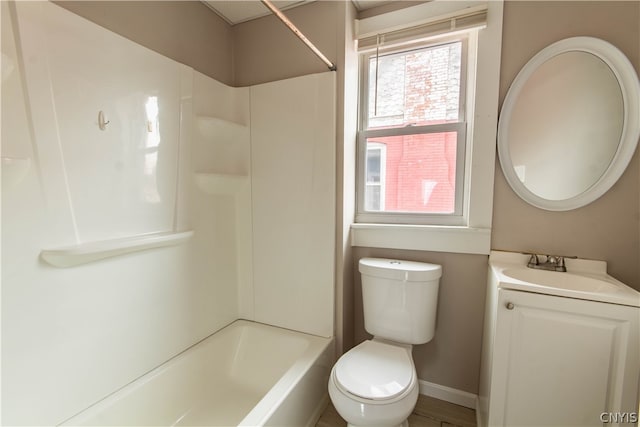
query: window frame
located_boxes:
[350,0,504,255]
[355,35,472,226]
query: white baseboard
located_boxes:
[418,379,478,409]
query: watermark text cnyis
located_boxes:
[600,412,638,424]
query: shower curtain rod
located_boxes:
[260,0,337,71]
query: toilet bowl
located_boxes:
[328,339,419,427]
[328,258,442,427]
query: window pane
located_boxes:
[366,149,381,183]
[365,185,381,211]
[363,132,457,214]
[368,42,462,129]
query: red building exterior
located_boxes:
[374,132,457,213]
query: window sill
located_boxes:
[350,223,491,255]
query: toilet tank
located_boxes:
[359,258,442,345]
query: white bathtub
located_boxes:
[61,320,334,426]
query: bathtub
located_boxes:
[61,320,334,426]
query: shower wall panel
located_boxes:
[15,1,185,244]
[3,3,336,425]
[2,3,238,425]
[250,72,336,338]
[192,71,253,319]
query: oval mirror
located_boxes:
[498,37,640,211]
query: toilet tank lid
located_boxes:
[359,258,442,282]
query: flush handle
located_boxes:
[506,302,515,310]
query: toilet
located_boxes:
[328,258,442,427]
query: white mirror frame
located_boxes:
[498,37,640,211]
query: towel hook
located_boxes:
[98,110,110,130]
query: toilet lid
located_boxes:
[335,340,414,401]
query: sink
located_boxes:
[489,251,640,307]
[502,268,622,294]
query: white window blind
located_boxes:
[356,4,488,52]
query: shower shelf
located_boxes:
[195,115,249,142]
[194,172,248,195]
[40,230,194,268]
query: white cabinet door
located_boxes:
[489,289,639,426]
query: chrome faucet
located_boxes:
[526,254,575,272]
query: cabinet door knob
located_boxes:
[506,302,515,310]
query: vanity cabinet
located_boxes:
[479,254,640,427]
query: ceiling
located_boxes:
[202,1,392,25]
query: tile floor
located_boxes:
[316,394,477,427]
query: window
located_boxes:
[351,1,504,254]
[357,37,469,225]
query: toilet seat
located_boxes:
[334,340,415,402]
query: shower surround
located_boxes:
[1,1,336,425]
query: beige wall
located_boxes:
[353,249,489,394]
[55,1,234,86]
[493,1,640,290]
[232,1,341,87]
